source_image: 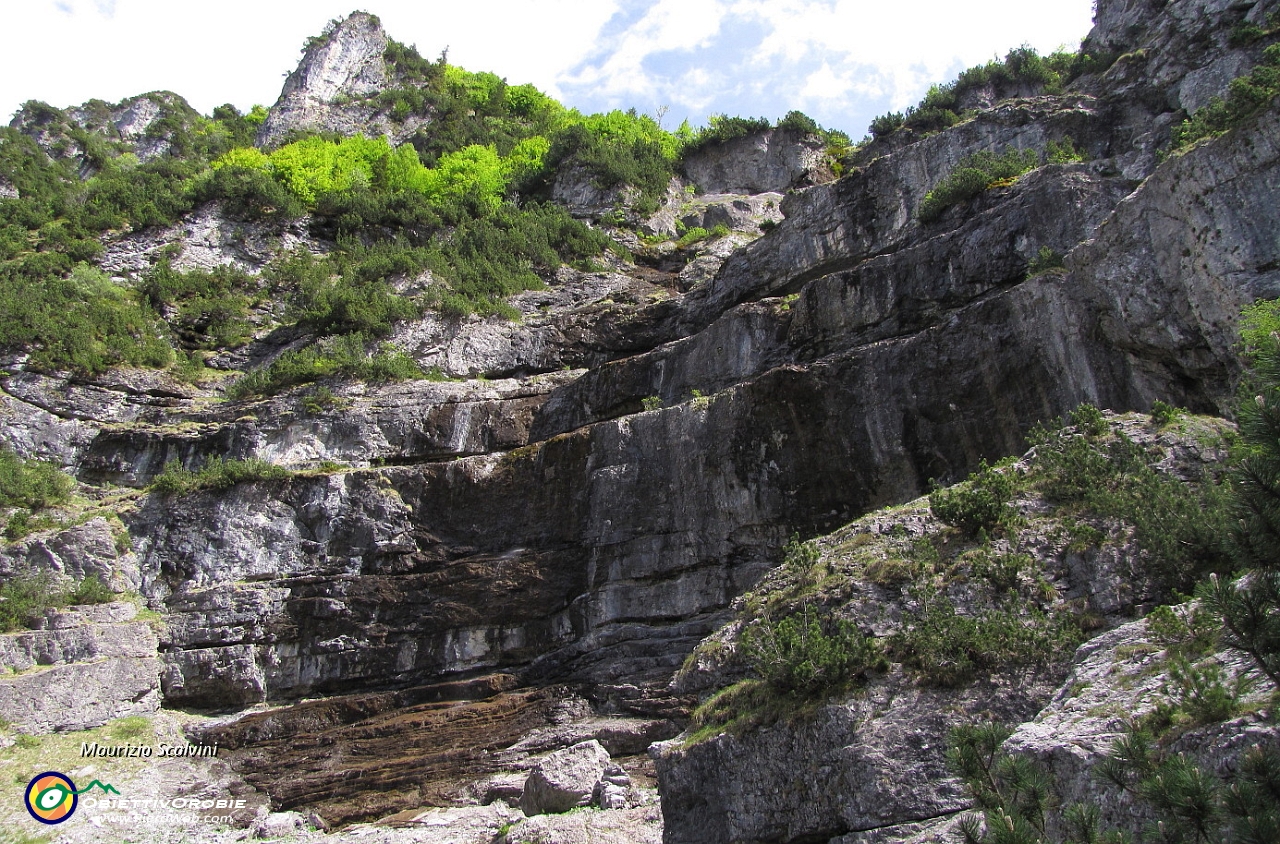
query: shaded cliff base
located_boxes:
[3,410,1275,844]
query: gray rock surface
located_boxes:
[0,517,139,591]
[0,603,160,733]
[519,739,613,815]
[99,203,327,277]
[1004,612,1278,842]
[255,12,429,148]
[682,129,827,194]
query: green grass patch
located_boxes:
[1026,405,1233,593]
[226,333,432,399]
[148,456,291,496]
[918,147,1040,223]
[1174,44,1280,150]
[0,572,116,632]
[887,588,1083,687]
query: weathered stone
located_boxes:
[0,518,139,591]
[1003,612,1279,842]
[520,739,613,815]
[256,12,396,148]
[501,804,663,844]
[681,129,827,195]
[0,655,160,733]
[0,603,149,671]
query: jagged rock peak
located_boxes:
[255,10,392,148]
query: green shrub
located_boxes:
[918,148,1040,222]
[0,571,61,631]
[544,119,675,214]
[740,606,885,698]
[867,45,1098,143]
[1150,399,1185,426]
[196,163,303,221]
[686,115,772,152]
[869,112,905,139]
[1174,44,1280,150]
[0,447,73,510]
[0,571,116,632]
[1167,656,1251,726]
[3,511,61,540]
[68,574,115,606]
[141,261,258,349]
[226,333,427,399]
[1098,725,1280,841]
[1200,300,1280,688]
[1027,245,1065,276]
[888,589,1080,687]
[1028,412,1233,593]
[1045,137,1085,164]
[929,459,1021,537]
[0,264,173,375]
[149,456,291,496]
[1068,401,1108,437]
[775,110,820,135]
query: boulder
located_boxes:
[519,739,612,815]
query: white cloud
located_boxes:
[559,0,730,101]
[800,62,855,103]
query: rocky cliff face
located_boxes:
[2,0,1280,840]
[256,11,431,148]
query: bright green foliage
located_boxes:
[211,147,269,172]
[443,65,505,109]
[929,459,1021,537]
[918,148,1040,222]
[1046,137,1085,164]
[420,144,507,211]
[225,333,428,399]
[503,135,551,184]
[0,571,117,632]
[0,447,73,510]
[739,605,885,698]
[1174,45,1280,150]
[263,134,391,203]
[544,109,680,213]
[149,456,292,496]
[0,263,173,374]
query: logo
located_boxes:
[24,772,118,824]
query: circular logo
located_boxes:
[25,771,77,824]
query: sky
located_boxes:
[1,1,1095,140]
